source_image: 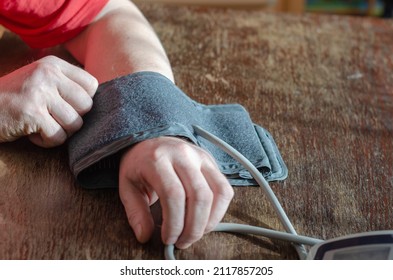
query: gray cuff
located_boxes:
[67,71,288,188]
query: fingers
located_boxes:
[119,137,234,249]
[202,162,234,233]
[28,110,68,147]
[119,178,156,244]
[0,56,97,147]
[49,96,83,133]
[38,56,97,143]
[43,56,98,98]
[172,150,233,249]
[56,76,94,116]
[35,63,95,144]
[172,159,213,249]
[60,63,98,98]
[149,162,187,245]
[28,67,92,146]
[120,150,187,245]
[30,90,87,146]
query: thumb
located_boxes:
[119,178,156,244]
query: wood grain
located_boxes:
[1,3,392,259]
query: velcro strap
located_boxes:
[67,71,287,188]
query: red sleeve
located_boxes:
[0,0,109,48]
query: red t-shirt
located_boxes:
[0,0,109,48]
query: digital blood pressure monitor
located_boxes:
[307,231,393,260]
[165,126,393,260]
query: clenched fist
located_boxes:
[0,55,98,147]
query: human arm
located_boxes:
[64,0,173,84]
[64,0,234,249]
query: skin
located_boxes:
[0,0,234,249]
[0,56,97,147]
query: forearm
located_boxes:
[64,0,173,84]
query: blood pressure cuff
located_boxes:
[67,71,288,189]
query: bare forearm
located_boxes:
[64,0,173,84]
[64,0,234,249]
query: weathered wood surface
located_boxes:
[1,3,393,259]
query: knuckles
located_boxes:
[86,77,99,97]
[189,186,214,205]
[75,97,93,116]
[31,56,63,80]
[162,185,186,202]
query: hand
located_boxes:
[119,136,234,249]
[0,55,98,147]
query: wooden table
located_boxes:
[1,3,393,260]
